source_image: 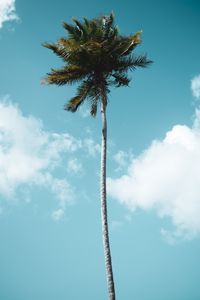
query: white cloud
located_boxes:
[67,158,82,174]
[51,208,65,221]
[108,109,200,241]
[114,150,127,167]
[50,177,74,206]
[83,138,101,157]
[78,106,90,118]
[0,97,102,219]
[0,98,80,216]
[0,0,18,28]
[191,75,200,99]
[113,150,133,171]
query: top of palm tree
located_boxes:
[43,13,152,116]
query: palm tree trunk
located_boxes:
[100,101,116,300]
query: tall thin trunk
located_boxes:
[100,100,116,300]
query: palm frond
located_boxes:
[62,22,75,35]
[112,55,152,72]
[121,31,142,56]
[83,17,90,28]
[70,19,90,43]
[112,73,130,87]
[63,22,80,40]
[42,42,70,61]
[44,65,89,86]
[43,42,57,51]
[128,54,153,69]
[109,26,119,40]
[64,80,93,112]
[90,100,98,117]
[103,12,115,39]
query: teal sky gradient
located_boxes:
[1,1,200,300]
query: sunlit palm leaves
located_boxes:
[43,13,152,115]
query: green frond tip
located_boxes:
[133,55,153,68]
[90,101,97,117]
[112,73,130,87]
[42,42,57,51]
[83,17,89,27]
[64,80,93,112]
[126,54,153,70]
[64,96,83,112]
[131,30,143,45]
[105,12,114,26]
[110,12,114,21]
[72,18,85,32]
[62,22,74,33]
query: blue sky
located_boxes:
[1,0,200,299]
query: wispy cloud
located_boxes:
[83,138,101,157]
[51,208,65,221]
[191,75,200,99]
[113,150,133,171]
[67,158,82,174]
[108,76,200,242]
[78,106,90,118]
[0,0,19,29]
[50,179,74,220]
[0,97,101,219]
[0,98,79,217]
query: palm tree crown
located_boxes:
[43,13,152,114]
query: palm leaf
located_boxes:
[63,22,80,40]
[128,55,153,69]
[112,73,130,87]
[44,65,89,86]
[64,80,93,112]
[90,100,98,117]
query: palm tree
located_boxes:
[43,13,152,300]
